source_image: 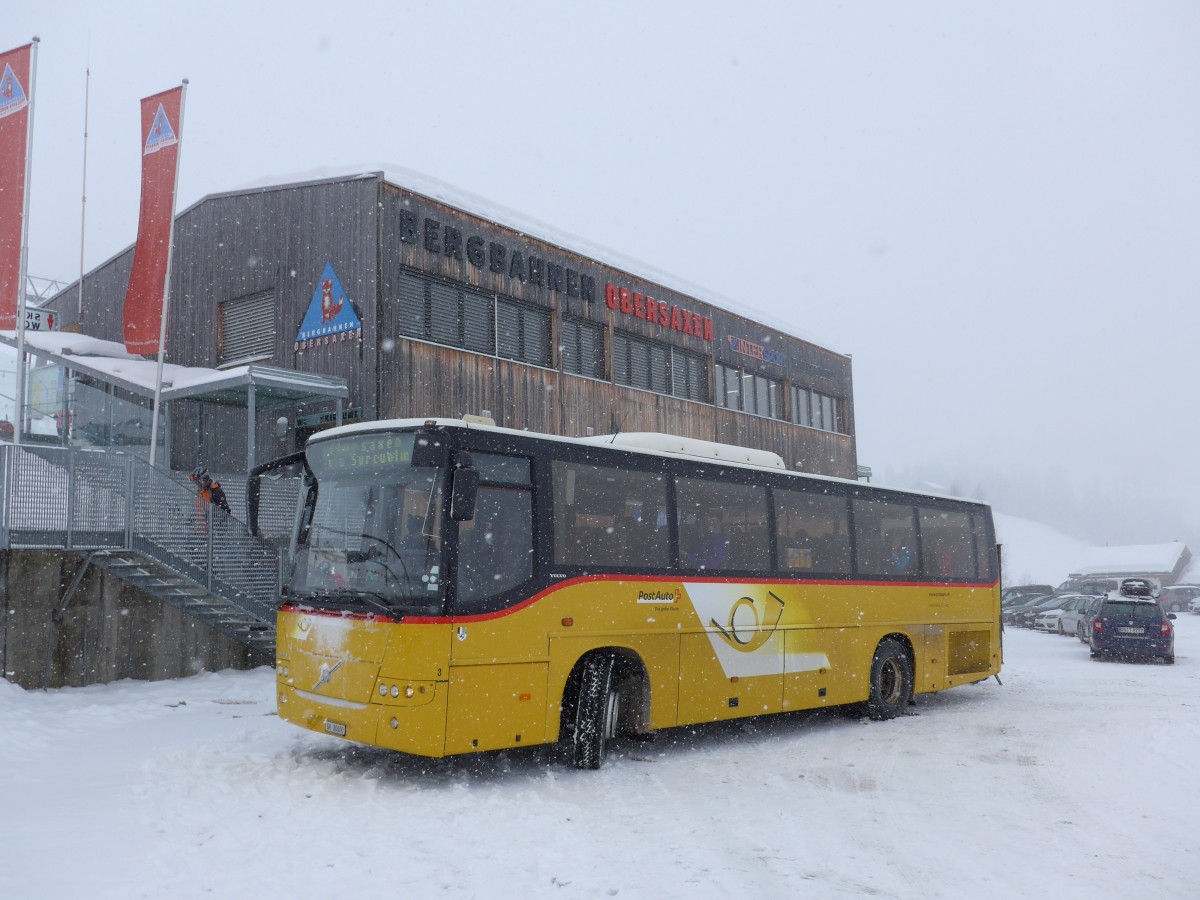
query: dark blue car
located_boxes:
[1088,585,1176,664]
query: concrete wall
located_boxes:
[0,550,270,690]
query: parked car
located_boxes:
[1033,606,1065,633]
[1158,584,1200,613]
[1088,579,1176,663]
[1075,595,1107,642]
[1190,595,1200,615]
[1056,577,1123,596]
[1002,584,1055,606]
[1041,594,1095,635]
[1003,594,1061,628]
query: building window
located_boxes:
[396,272,494,355]
[396,271,553,367]
[560,318,605,379]
[613,331,669,393]
[613,332,708,401]
[793,385,842,434]
[670,347,709,402]
[714,363,782,419]
[496,297,551,367]
[219,291,276,365]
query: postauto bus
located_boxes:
[252,418,1000,769]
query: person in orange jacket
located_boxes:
[189,466,231,529]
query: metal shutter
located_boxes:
[396,273,427,339]
[671,348,708,402]
[220,291,276,364]
[566,318,604,379]
[612,332,631,385]
[649,344,670,393]
[496,298,549,366]
[428,281,461,346]
[462,288,494,354]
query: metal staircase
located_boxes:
[1,443,298,651]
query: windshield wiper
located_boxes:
[339,588,395,617]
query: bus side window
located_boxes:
[773,488,851,575]
[675,476,768,572]
[918,508,976,580]
[552,461,667,569]
[853,499,918,577]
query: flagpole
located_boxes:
[12,36,39,448]
[77,66,90,318]
[148,78,187,468]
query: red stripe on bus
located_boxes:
[401,573,1000,625]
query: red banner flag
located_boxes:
[0,43,33,330]
[123,85,184,354]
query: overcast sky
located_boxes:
[6,2,1200,548]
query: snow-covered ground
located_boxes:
[2,615,1196,898]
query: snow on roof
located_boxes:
[229,164,838,351]
[1,330,246,396]
[0,330,302,401]
[1,330,139,361]
[1069,542,1190,577]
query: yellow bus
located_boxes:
[256,418,1000,769]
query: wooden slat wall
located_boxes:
[379,341,855,478]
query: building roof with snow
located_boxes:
[1069,542,1192,585]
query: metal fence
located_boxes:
[0,444,289,621]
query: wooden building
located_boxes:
[47,172,858,478]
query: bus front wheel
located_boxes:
[864,638,913,720]
[573,653,619,769]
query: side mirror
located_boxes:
[450,468,479,521]
[1167,613,1177,620]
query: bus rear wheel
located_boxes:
[865,638,913,720]
[573,653,619,769]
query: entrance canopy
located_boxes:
[0,330,349,473]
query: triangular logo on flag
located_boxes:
[0,63,29,120]
[295,262,363,350]
[144,103,178,155]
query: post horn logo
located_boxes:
[711,590,785,652]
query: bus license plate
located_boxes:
[324,720,347,736]
[1117,627,1144,635]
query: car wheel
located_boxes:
[1057,621,1064,635]
[1164,654,1175,665]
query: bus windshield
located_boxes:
[290,431,445,615]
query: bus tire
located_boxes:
[864,638,913,721]
[573,653,618,770]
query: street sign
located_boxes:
[24,307,59,332]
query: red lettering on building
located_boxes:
[602,281,713,344]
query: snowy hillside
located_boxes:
[994,512,1089,586]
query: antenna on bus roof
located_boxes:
[609,411,625,444]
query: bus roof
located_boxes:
[305,416,990,509]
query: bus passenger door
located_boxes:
[446,479,548,754]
